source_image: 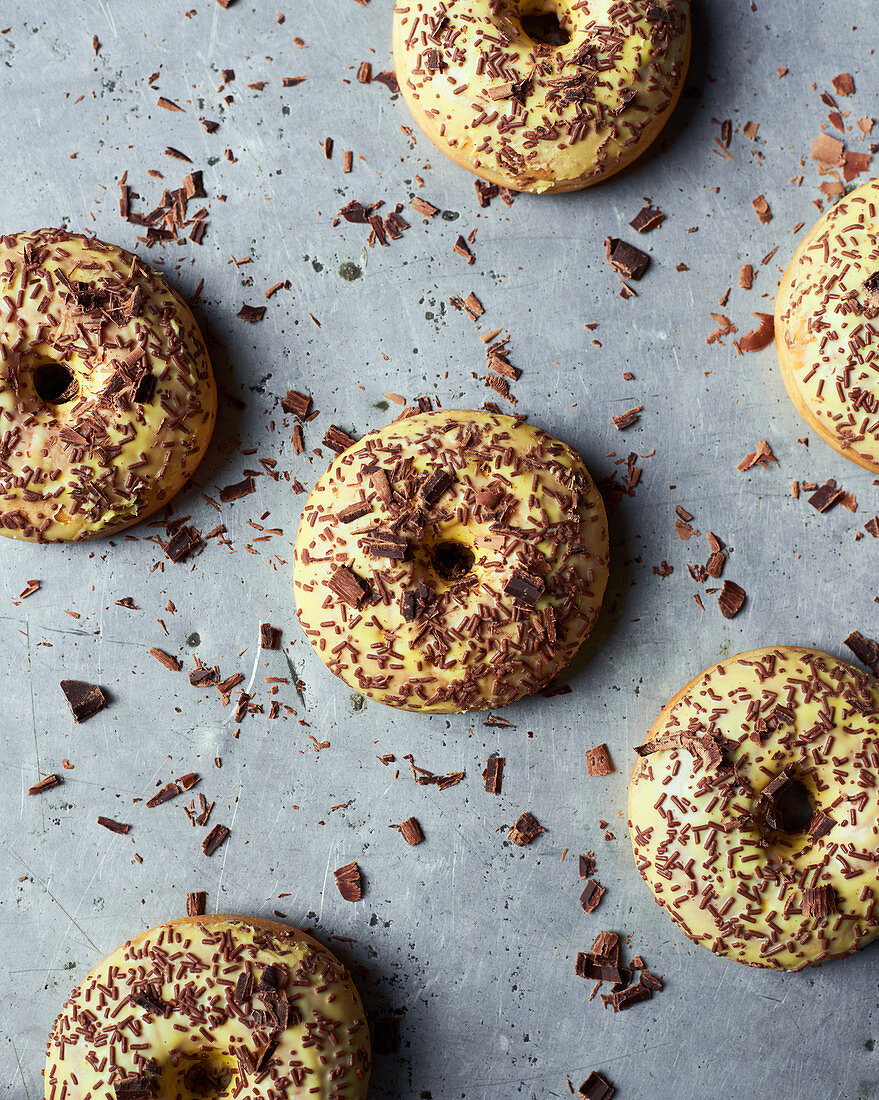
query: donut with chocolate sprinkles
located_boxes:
[628,646,879,970]
[44,914,371,1099]
[775,178,879,474]
[0,229,216,541]
[393,0,691,194]
[293,409,608,713]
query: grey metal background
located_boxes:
[1,1,877,1098]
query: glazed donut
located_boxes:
[775,177,879,475]
[44,915,371,1100]
[393,0,691,194]
[293,409,609,712]
[628,646,879,971]
[0,228,216,541]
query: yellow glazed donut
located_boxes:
[393,0,691,194]
[293,409,609,712]
[0,228,217,540]
[775,177,879,475]
[44,915,371,1100]
[628,646,879,971]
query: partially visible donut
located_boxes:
[293,409,609,713]
[44,915,371,1100]
[393,0,691,194]
[775,177,879,475]
[0,229,217,541]
[628,646,879,971]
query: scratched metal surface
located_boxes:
[0,1,877,1098]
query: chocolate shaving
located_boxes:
[337,501,371,524]
[802,884,836,919]
[586,744,614,777]
[629,204,665,233]
[237,304,266,323]
[483,756,504,795]
[260,623,280,650]
[323,425,358,453]
[219,477,255,503]
[579,852,596,878]
[186,890,207,916]
[611,406,643,430]
[508,811,545,846]
[28,774,62,796]
[752,195,772,224]
[717,580,746,618]
[281,389,312,417]
[98,816,130,834]
[806,810,835,839]
[327,566,367,607]
[738,313,775,352]
[420,467,454,504]
[808,480,844,513]
[333,861,362,901]
[60,680,107,723]
[202,823,230,856]
[149,647,182,672]
[393,817,425,846]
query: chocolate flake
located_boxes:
[164,524,201,563]
[219,477,256,503]
[579,1071,615,1100]
[508,811,545,846]
[808,480,844,513]
[629,204,665,233]
[611,405,643,430]
[579,879,606,913]
[483,756,504,795]
[844,631,879,676]
[323,425,358,453]
[586,744,614,777]
[717,580,746,619]
[186,890,207,916]
[60,680,107,723]
[333,860,363,901]
[327,566,367,608]
[28,773,62,796]
[393,817,425,846]
[202,823,230,856]
[149,647,182,672]
[605,238,650,280]
[802,884,836,920]
[504,570,545,607]
[237,304,266,323]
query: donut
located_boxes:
[628,646,879,971]
[0,228,217,541]
[393,0,691,194]
[44,914,371,1100]
[775,177,879,475]
[293,409,609,712]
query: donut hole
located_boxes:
[432,540,476,580]
[33,361,78,405]
[521,5,571,47]
[772,779,814,834]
